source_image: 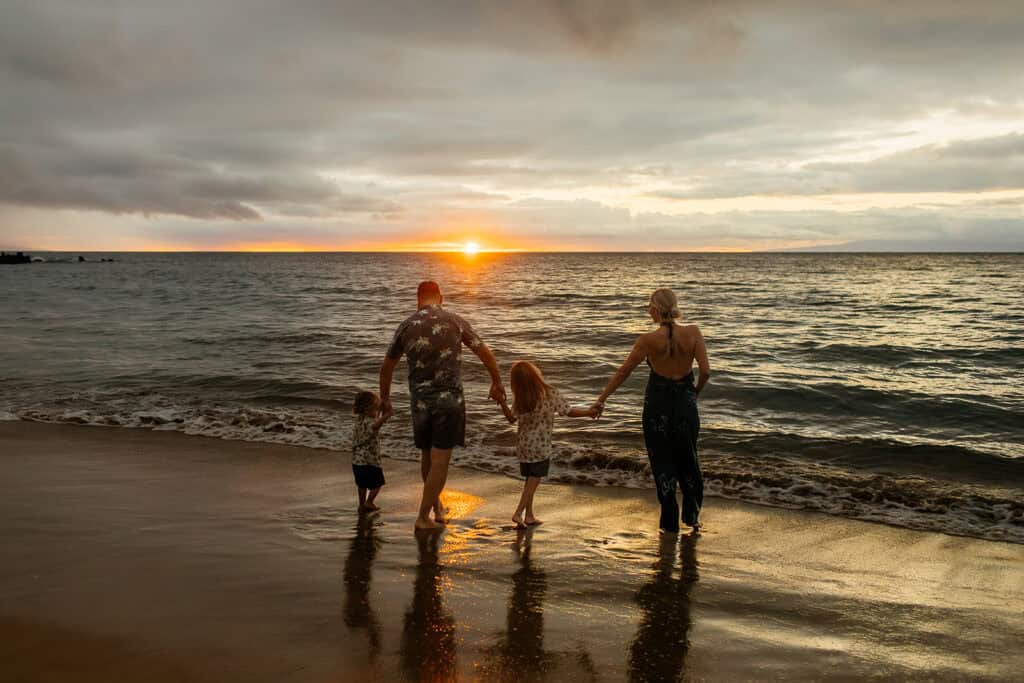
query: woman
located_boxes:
[593,288,710,532]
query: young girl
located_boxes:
[500,361,598,528]
[351,390,387,511]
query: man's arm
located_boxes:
[498,397,516,424]
[567,406,599,418]
[379,355,399,420]
[471,342,506,403]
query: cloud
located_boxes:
[1,1,1024,248]
[0,141,402,220]
[650,132,1024,199]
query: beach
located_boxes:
[2,421,1022,681]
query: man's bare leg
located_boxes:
[420,447,447,523]
[415,447,452,530]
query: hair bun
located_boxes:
[649,288,682,321]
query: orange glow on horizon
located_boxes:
[166,241,763,253]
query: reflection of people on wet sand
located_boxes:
[480,529,549,681]
[628,533,699,683]
[342,511,382,661]
[401,531,457,682]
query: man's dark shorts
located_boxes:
[519,459,551,478]
[411,391,466,450]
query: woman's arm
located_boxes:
[693,326,711,396]
[595,338,648,408]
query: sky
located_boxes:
[1,0,1023,252]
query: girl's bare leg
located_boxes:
[513,476,542,528]
[523,477,543,525]
[357,487,367,510]
[365,486,381,510]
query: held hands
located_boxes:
[488,381,507,404]
[378,397,393,422]
[498,398,517,424]
[589,401,605,420]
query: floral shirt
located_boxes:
[351,416,382,467]
[386,304,483,400]
[515,388,572,463]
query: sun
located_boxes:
[463,241,480,256]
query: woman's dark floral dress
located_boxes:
[642,365,703,531]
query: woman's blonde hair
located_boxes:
[649,288,682,321]
[510,361,551,415]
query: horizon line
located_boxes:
[5,248,1023,255]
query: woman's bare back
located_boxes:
[642,323,704,380]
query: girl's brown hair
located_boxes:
[353,390,377,416]
[510,361,551,415]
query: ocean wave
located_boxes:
[710,378,1022,434]
[790,341,1024,366]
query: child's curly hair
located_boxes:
[353,390,377,416]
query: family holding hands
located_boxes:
[350,281,710,534]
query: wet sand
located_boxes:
[1,421,1022,681]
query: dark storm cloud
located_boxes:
[0,0,1022,247]
[0,141,401,220]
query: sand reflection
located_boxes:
[401,531,458,682]
[479,528,549,680]
[342,510,382,661]
[628,533,699,682]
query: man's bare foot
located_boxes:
[525,516,543,526]
[512,515,527,529]
[414,517,444,531]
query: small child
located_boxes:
[500,361,598,529]
[351,390,387,511]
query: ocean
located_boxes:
[2,252,1021,542]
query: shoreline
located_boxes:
[4,415,1021,546]
[2,421,1023,680]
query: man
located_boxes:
[380,281,506,531]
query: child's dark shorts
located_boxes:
[352,464,385,489]
[519,459,550,478]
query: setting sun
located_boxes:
[463,241,480,256]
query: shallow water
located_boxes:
[1,252,1022,541]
